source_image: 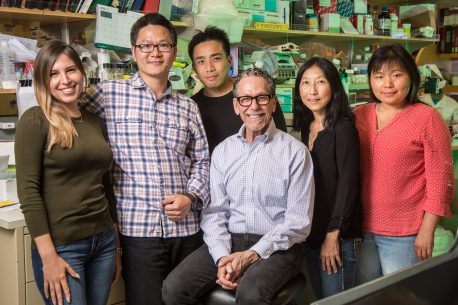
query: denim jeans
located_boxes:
[32,228,116,305]
[356,232,419,285]
[304,237,361,299]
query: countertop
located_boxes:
[0,207,25,230]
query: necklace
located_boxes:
[71,112,83,123]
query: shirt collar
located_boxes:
[131,72,176,99]
[236,120,277,143]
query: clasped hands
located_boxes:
[216,250,260,290]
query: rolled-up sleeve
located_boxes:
[186,104,210,209]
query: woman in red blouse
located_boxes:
[354,44,454,284]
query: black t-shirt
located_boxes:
[301,117,362,248]
[192,89,288,154]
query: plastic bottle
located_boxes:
[0,40,16,89]
[367,5,378,35]
[365,15,374,35]
[97,48,110,66]
[377,6,391,36]
[306,14,319,31]
[390,9,399,37]
[305,7,319,32]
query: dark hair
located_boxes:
[292,57,352,132]
[188,26,231,60]
[233,68,276,96]
[367,44,420,105]
[130,13,177,46]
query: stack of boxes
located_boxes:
[276,87,293,113]
[234,0,290,30]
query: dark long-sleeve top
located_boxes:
[15,107,116,248]
[301,117,361,248]
[192,89,288,154]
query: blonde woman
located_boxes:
[15,40,121,305]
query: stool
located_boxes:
[202,272,306,305]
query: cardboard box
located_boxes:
[252,9,282,24]
[276,87,293,105]
[237,9,254,26]
[337,0,353,18]
[313,0,337,17]
[233,0,251,9]
[400,4,436,29]
[251,0,265,11]
[402,10,436,30]
[277,0,290,24]
[265,0,277,12]
[353,0,367,15]
[320,13,340,32]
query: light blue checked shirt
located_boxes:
[202,121,314,262]
[79,73,210,238]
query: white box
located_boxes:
[0,178,18,203]
[320,13,341,33]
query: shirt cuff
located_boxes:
[250,240,274,259]
[208,245,231,265]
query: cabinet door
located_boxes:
[25,282,43,305]
[24,234,34,283]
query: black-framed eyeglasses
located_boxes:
[236,95,272,107]
[134,43,176,53]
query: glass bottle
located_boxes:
[377,6,391,36]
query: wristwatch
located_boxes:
[183,192,198,206]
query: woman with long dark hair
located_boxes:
[293,57,361,298]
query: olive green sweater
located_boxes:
[15,106,116,247]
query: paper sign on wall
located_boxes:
[95,4,144,52]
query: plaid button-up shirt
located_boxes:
[79,73,210,238]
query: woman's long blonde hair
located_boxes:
[33,40,86,152]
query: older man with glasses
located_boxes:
[162,68,315,305]
[79,13,210,305]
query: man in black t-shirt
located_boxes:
[188,26,287,154]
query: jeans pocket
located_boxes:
[353,237,363,260]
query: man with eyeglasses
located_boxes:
[163,68,314,305]
[187,26,287,154]
[79,13,209,305]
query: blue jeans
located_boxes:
[32,228,116,305]
[304,238,361,299]
[356,232,419,285]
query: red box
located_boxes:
[313,0,337,16]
